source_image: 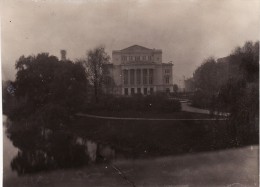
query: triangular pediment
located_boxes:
[120,45,152,52]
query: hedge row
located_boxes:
[86,94,181,113]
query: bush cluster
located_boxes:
[191,90,213,109]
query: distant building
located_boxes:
[184,78,195,92]
[60,50,67,61]
[104,45,174,95]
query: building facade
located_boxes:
[104,45,174,95]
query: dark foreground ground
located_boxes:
[4,145,258,187]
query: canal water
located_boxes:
[2,115,119,186]
[2,114,258,187]
[3,103,230,183]
[3,115,19,181]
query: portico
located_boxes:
[104,45,174,96]
[121,66,155,95]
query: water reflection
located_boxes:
[5,115,253,176]
[3,115,19,180]
[10,138,87,175]
[76,137,116,162]
[10,140,116,175]
[5,117,118,175]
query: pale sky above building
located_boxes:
[2,0,260,85]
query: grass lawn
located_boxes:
[71,115,240,158]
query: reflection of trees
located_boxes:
[8,121,89,175]
[11,150,55,174]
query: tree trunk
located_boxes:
[94,81,98,103]
[94,64,99,103]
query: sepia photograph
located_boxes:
[1,0,259,186]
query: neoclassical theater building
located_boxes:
[104,45,174,95]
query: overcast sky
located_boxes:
[2,0,260,84]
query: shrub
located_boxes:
[191,90,213,109]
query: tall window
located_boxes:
[143,69,147,84]
[130,69,135,85]
[123,70,128,85]
[104,76,111,86]
[135,56,140,61]
[150,87,154,94]
[143,88,147,95]
[148,56,152,61]
[149,69,153,84]
[165,75,170,84]
[131,88,135,95]
[122,56,127,61]
[142,56,146,61]
[165,69,170,74]
[124,88,128,95]
[136,69,141,85]
[129,56,133,61]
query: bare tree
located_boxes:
[85,46,110,103]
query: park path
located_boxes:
[180,100,230,117]
[181,101,210,114]
[76,113,227,121]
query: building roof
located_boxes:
[113,45,162,53]
[121,45,151,51]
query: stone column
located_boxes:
[140,69,143,94]
[122,69,125,85]
[122,69,125,95]
[151,69,154,85]
[147,68,149,85]
[141,68,143,85]
[128,69,130,86]
[135,69,137,85]
[133,69,135,86]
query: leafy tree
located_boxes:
[193,57,220,93]
[12,53,88,119]
[239,41,259,82]
[2,80,16,115]
[6,53,90,174]
[191,41,259,144]
[81,47,110,103]
[216,41,259,144]
[192,57,222,108]
[192,41,259,110]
